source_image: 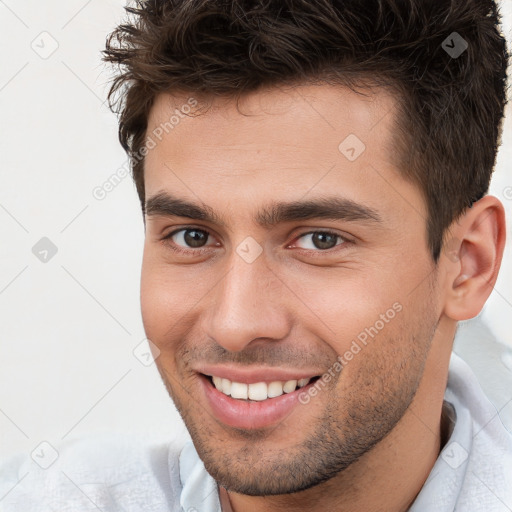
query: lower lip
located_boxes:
[200,375,317,430]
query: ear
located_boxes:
[442,195,506,321]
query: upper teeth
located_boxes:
[210,376,311,401]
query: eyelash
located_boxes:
[160,227,349,256]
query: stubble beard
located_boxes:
[155,295,439,496]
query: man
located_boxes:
[1,0,511,510]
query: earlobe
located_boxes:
[443,195,506,321]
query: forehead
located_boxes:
[147,83,398,149]
[143,84,424,225]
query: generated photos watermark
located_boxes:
[93,96,199,201]
[298,302,403,404]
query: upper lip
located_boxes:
[195,364,321,384]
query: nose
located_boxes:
[202,251,291,352]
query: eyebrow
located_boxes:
[144,191,382,228]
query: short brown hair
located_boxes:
[103,0,509,260]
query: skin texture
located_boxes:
[140,84,506,512]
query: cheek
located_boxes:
[140,255,185,344]
[139,253,217,348]
[140,266,165,338]
[278,266,405,351]
[140,272,189,375]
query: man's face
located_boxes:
[140,84,442,495]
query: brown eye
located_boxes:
[166,228,211,249]
[294,231,345,251]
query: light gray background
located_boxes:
[1,0,512,460]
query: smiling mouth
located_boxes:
[202,374,321,402]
